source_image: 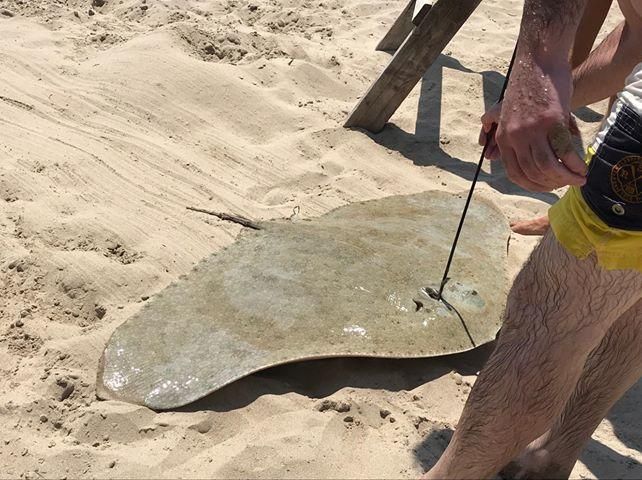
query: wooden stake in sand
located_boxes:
[345,0,482,132]
[375,0,433,52]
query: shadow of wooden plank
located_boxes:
[345,0,482,133]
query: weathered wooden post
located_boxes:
[345,0,482,132]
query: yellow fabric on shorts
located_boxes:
[549,149,642,273]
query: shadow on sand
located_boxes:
[183,334,639,478]
[582,378,642,479]
[356,53,604,205]
[179,343,496,413]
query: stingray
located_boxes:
[97,191,510,409]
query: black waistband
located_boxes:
[580,103,642,231]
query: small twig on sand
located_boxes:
[186,206,262,230]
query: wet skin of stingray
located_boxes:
[98,191,510,409]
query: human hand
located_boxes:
[484,56,587,192]
[478,102,502,161]
[478,102,581,164]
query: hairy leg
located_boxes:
[424,232,642,480]
[501,300,642,479]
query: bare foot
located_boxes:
[510,215,550,236]
[499,438,574,480]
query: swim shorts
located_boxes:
[549,97,642,272]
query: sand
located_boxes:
[0,0,639,478]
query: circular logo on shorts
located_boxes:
[610,155,642,204]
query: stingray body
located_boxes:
[98,191,510,409]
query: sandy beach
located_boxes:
[1,0,640,478]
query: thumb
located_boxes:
[548,122,587,178]
[561,150,588,178]
[480,102,502,146]
[481,109,499,132]
[479,112,498,146]
[479,126,488,146]
[481,102,501,123]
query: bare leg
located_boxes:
[424,232,642,479]
[501,300,642,479]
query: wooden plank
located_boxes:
[375,0,416,52]
[345,0,481,132]
[412,0,432,26]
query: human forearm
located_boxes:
[508,0,590,114]
[517,0,589,68]
[571,21,642,109]
[493,0,589,192]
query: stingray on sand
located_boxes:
[98,191,510,410]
